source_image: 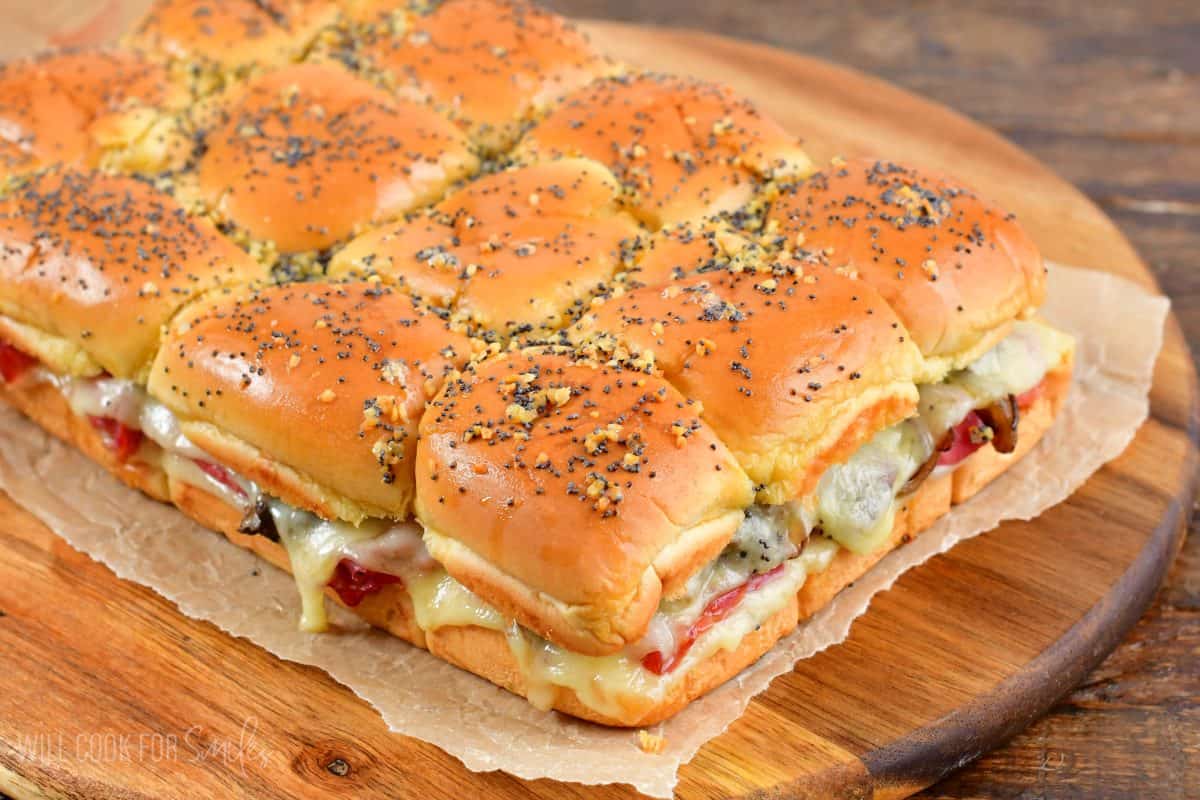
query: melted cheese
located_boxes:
[951,319,1072,402]
[39,370,147,427]
[399,552,815,721]
[816,320,1074,554]
[161,452,261,513]
[268,504,393,632]
[500,559,809,719]
[633,504,800,660]
[405,569,507,632]
[919,319,1074,440]
[815,419,931,554]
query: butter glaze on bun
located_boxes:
[623,220,764,289]
[572,262,923,504]
[149,281,475,523]
[765,158,1047,378]
[0,169,267,380]
[415,346,754,655]
[196,62,478,254]
[345,0,612,152]
[329,159,642,333]
[125,0,340,79]
[517,73,812,228]
[0,49,187,178]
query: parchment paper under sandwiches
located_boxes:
[0,262,1168,796]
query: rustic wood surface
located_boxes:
[0,12,1196,800]
[544,2,1200,797]
[0,3,1195,796]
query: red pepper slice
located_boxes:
[327,558,403,607]
[936,410,989,468]
[641,564,786,676]
[1016,380,1045,410]
[88,416,143,463]
[0,341,37,383]
[938,378,1048,467]
[194,459,247,499]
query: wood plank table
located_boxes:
[547,2,1200,796]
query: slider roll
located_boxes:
[415,347,755,655]
[338,0,614,153]
[149,281,475,525]
[0,49,187,178]
[330,159,643,333]
[573,261,926,506]
[764,158,1048,380]
[517,73,813,228]
[0,169,266,381]
[193,62,478,256]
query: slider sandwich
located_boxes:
[329,158,643,333]
[124,0,345,92]
[0,168,268,499]
[327,0,617,153]
[186,61,478,258]
[147,280,476,635]
[0,49,188,179]
[760,159,1073,611]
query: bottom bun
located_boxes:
[425,598,800,727]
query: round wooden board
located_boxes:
[0,22,1196,800]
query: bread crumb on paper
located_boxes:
[637,729,666,754]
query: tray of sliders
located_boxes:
[0,1,1193,799]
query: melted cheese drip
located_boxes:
[815,419,931,554]
[405,570,507,632]
[269,504,392,632]
[952,319,1072,403]
[38,370,147,427]
[499,559,809,720]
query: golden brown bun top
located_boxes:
[196,62,478,254]
[148,280,475,521]
[0,169,267,379]
[571,261,923,503]
[622,220,764,289]
[329,158,642,333]
[347,0,611,153]
[0,49,184,178]
[516,73,812,229]
[415,346,753,653]
[126,0,340,74]
[765,158,1047,372]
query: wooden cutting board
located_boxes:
[0,21,1196,800]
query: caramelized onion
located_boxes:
[976,394,1019,454]
[239,497,279,542]
[901,430,952,496]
